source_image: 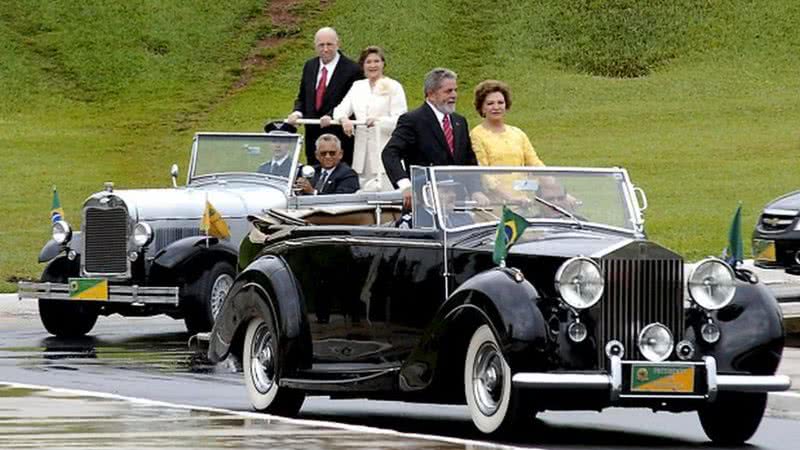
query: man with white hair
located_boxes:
[287,27,362,166]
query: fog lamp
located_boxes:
[605,340,625,359]
[67,250,77,261]
[128,251,139,262]
[638,323,673,362]
[567,320,588,343]
[701,321,721,344]
[676,340,695,360]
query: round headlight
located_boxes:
[132,222,153,247]
[555,257,604,310]
[688,257,736,311]
[52,220,72,244]
[638,323,674,362]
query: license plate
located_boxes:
[753,239,776,263]
[68,278,109,301]
[630,364,695,393]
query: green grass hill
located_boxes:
[2,0,799,291]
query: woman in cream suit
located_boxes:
[321,46,407,191]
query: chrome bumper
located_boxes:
[511,356,791,402]
[17,281,179,306]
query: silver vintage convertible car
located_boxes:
[18,131,305,336]
[208,165,790,444]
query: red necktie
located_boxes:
[315,66,328,111]
[443,114,455,156]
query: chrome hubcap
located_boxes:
[210,273,233,319]
[250,323,275,394]
[473,342,505,416]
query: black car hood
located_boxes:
[764,190,800,213]
[467,226,636,259]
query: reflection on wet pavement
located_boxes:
[0,385,497,450]
[0,329,238,380]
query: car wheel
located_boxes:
[183,261,235,333]
[698,392,767,444]
[464,324,532,435]
[243,315,305,416]
[38,299,100,337]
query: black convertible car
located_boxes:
[207,166,789,444]
[753,190,800,274]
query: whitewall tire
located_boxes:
[464,324,529,434]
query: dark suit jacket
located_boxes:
[294,53,362,165]
[257,158,293,178]
[307,162,360,195]
[381,103,477,187]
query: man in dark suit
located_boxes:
[295,134,359,195]
[382,68,484,209]
[287,27,362,166]
[256,140,293,177]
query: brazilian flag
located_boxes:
[51,186,65,224]
[493,206,529,265]
[723,203,743,267]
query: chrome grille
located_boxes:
[154,227,201,252]
[598,258,684,368]
[758,212,796,232]
[84,207,128,274]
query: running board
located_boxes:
[280,367,398,392]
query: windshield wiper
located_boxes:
[532,196,584,230]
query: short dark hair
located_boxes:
[473,80,512,117]
[358,46,385,68]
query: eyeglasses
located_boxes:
[318,150,338,157]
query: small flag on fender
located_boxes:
[493,206,529,265]
[200,199,231,239]
[51,186,65,224]
[722,203,743,267]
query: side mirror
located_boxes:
[170,164,179,188]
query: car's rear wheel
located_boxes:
[698,392,767,444]
[464,324,532,435]
[183,261,235,333]
[243,314,305,416]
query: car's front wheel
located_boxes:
[464,324,532,435]
[183,261,235,333]
[243,314,305,416]
[38,299,99,337]
[698,392,767,444]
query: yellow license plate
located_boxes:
[631,364,695,393]
[68,278,109,301]
[753,239,776,263]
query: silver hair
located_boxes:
[423,68,457,97]
[315,133,342,151]
[314,27,339,44]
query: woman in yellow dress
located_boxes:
[471,80,544,206]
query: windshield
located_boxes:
[412,167,640,232]
[191,133,301,181]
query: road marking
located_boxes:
[0,381,545,450]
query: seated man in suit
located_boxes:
[256,140,293,177]
[294,134,359,195]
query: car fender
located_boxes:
[690,279,784,375]
[39,232,83,263]
[208,255,310,373]
[400,267,548,392]
[152,236,238,271]
[446,267,548,346]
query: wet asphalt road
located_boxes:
[2,298,800,449]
